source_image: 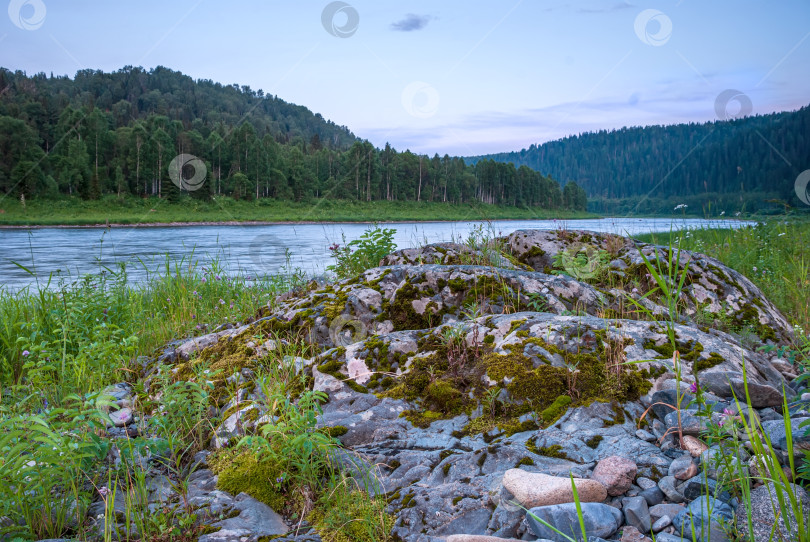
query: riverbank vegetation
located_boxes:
[0,195,595,227]
[0,218,808,540]
[639,218,810,336]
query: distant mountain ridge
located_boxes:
[468,106,810,213]
[0,65,358,149]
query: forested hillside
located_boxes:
[470,106,810,214]
[0,66,585,211]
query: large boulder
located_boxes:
[505,229,793,344]
[147,230,802,542]
[501,469,607,507]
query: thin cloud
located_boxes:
[577,2,634,14]
[390,14,431,32]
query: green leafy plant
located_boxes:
[0,394,112,540]
[327,226,397,279]
[152,377,214,454]
[220,386,340,518]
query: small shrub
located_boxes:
[327,226,397,279]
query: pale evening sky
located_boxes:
[2,0,809,156]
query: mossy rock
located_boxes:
[209,448,287,511]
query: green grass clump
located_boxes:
[309,478,394,542]
[0,252,294,398]
[0,250,304,540]
[640,219,810,337]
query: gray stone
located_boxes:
[652,515,671,532]
[619,526,651,542]
[653,534,690,542]
[672,496,734,542]
[757,407,781,421]
[639,486,664,507]
[636,477,656,491]
[699,372,784,408]
[652,419,667,440]
[621,496,651,533]
[678,476,731,503]
[650,504,686,522]
[198,492,287,541]
[762,416,810,451]
[657,476,684,503]
[650,504,685,522]
[108,407,133,428]
[735,481,810,542]
[434,507,492,536]
[664,410,704,437]
[505,230,793,343]
[444,536,523,542]
[699,443,749,474]
[526,503,622,541]
[650,390,695,422]
[211,404,262,449]
[702,454,746,482]
[147,475,176,504]
[175,325,248,361]
[635,429,656,442]
[668,455,698,480]
[101,382,134,405]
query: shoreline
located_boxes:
[0,216,753,230]
[0,217,602,229]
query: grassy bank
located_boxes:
[638,217,810,335]
[0,195,596,226]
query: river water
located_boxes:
[0,218,751,290]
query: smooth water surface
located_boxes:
[0,218,751,290]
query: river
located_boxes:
[0,218,751,290]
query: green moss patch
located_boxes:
[541,395,572,426]
[694,352,725,373]
[584,435,603,449]
[209,448,288,511]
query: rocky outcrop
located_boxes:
[505,229,793,344]
[124,230,808,542]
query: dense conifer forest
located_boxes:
[0,66,585,211]
[470,105,810,214]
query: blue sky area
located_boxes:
[2,0,809,155]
